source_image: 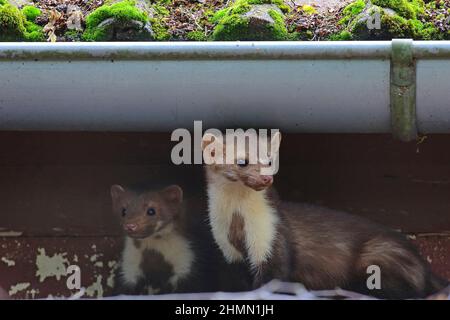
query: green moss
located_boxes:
[153,4,169,16]
[0,4,26,41]
[65,29,83,41]
[231,3,252,15]
[247,0,271,3]
[329,30,353,40]
[289,29,314,40]
[83,0,149,41]
[24,21,44,41]
[246,0,290,13]
[211,8,229,24]
[211,0,289,21]
[371,0,424,19]
[203,8,216,19]
[380,13,410,37]
[0,4,44,41]
[286,31,299,40]
[267,9,288,39]
[186,30,208,41]
[301,5,317,15]
[149,17,170,40]
[21,5,41,22]
[408,19,439,40]
[212,14,250,40]
[154,0,171,4]
[333,0,434,40]
[339,0,365,24]
[0,0,7,5]
[149,2,170,41]
[211,0,288,40]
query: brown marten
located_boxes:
[201,130,448,299]
[111,183,221,295]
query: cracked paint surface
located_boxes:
[0,237,120,298]
[1,257,15,267]
[85,275,104,298]
[0,231,23,237]
[107,260,118,288]
[35,248,69,282]
[9,282,30,296]
[0,235,444,299]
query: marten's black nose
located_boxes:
[124,223,138,232]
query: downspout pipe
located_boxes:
[1,41,450,139]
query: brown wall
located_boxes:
[1,132,449,235]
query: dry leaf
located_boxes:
[43,9,62,42]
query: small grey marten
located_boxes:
[202,131,448,299]
[111,183,220,295]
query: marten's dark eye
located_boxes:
[237,159,248,167]
[147,208,156,216]
[121,208,127,217]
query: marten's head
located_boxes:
[110,185,183,239]
[201,130,281,191]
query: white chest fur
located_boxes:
[120,231,195,289]
[207,180,279,269]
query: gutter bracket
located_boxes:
[390,39,417,142]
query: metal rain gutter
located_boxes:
[1,41,450,140]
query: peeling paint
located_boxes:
[86,275,103,298]
[26,288,39,299]
[35,248,69,282]
[1,257,15,267]
[107,260,118,288]
[0,231,23,237]
[94,261,103,268]
[90,253,102,262]
[9,283,30,296]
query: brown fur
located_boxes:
[251,194,449,299]
[228,213,247,256]
[202,131,448,299]
[115,248,175,295]
[111,184,220,295]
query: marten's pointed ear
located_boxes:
[202,132,219,150]
[202,131,223,164]
[162,185,183,203]
[271,131,282,153]
[111,185,125,201]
